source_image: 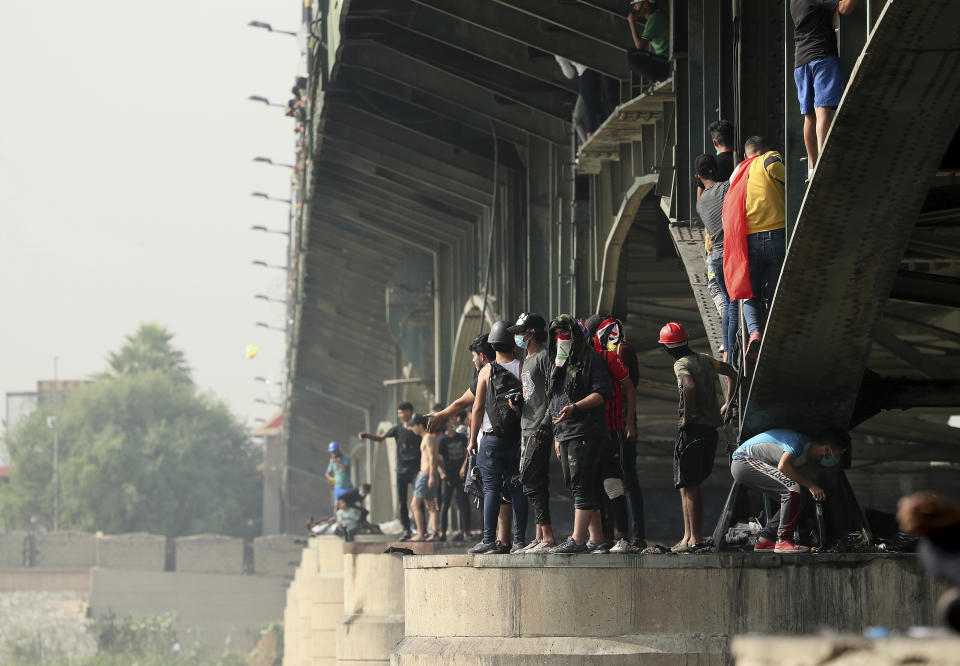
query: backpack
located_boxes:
[485,361,523,439]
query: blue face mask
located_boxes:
[514,334,529,349]
[820,455,839,468]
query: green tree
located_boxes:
[105,323,192,385]
[0,329,261,537]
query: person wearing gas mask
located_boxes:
[731,426,850,553]
[547,314,612,554]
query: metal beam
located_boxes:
[488,0,632,51]
[408,0,629,79]
[873,327,955,380]
[339,41,571,137]
[337,65,532,148]
[351,1,577,92]
[890,270,960,308]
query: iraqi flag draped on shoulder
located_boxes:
[721,155,759,300]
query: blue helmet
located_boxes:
[328,441,340,453]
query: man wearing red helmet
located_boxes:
[660,322,736,552]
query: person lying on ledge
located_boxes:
[730,426,850,553]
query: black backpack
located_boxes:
[485,361,523,439]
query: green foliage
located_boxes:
[0,326,261,537]
[105,323,192,385]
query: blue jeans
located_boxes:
[477,435,525,544]
[709,255,738,354]
[742,229,786,336]
[334,486,353,501]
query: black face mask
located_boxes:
[664,344,692,360]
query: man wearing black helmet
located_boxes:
[468,321,527,554]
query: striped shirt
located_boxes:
[697,180,729,260]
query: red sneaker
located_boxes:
[753,538,775,552]
[745,333,762,375]
[774,540,810,553]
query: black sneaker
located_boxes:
[550,537,588,554]
[631,538,648,550]
[452,533,465,543]
[510,541,528,553]
[491,541,511,554]
[585,540,603,552]
[592,541,613,554]
[398,530,413,542]
[469,540,498,554]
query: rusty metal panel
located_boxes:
[742,0,960,438]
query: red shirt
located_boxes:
[599,349,628,432]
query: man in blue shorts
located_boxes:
[790,0,858,179]
[730,427,850,553]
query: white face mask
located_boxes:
[555,339,572,367]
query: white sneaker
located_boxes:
[609,538,638,554]
[529,540,555,553]
[515,540,540,553]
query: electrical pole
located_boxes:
[52,356,59,531]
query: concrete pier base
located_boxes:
[392,552,946,665]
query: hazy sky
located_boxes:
[1,1,302,431]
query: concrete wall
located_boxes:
[254,534,303,578]
[0,531,28,567]
[175,534,244,574]
[96,532,165,571]
[392,553,947,665]
[34,532,97,568]
[339,542,407,665]
[89,568,288,652]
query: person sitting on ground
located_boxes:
[508,312,558,553]
[336,498,362,542]
[790,0,859,180]
[627,0,670,84]
[695,154,736,362]
[338,483,376,530]
[437,418,471,542]
[325,442,352,501]
[731,426,850,553]
[898,492,960,630]
[359,402,422,540]
[722,135,786,375]
[468,321,526,554]
[408,415,440,541]
[659,322,735,552]
[547,314,612,554]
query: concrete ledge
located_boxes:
[392,635,729,665]
[0,568,91,593]
[732,635,960,666]
[402,554,944,638]
[97,533,166,571]
[338,614,404,661]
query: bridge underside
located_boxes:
[284,0,960,532]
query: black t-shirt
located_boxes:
[548,348,613,442]
[791,0,839,67]
[438,432,468,476]
[386,421,422,471]
[339,487,365,507]
[716,151,734,181]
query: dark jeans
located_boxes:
[560,437,603,511]
[477,435,524,544]
[743,228,786,336]
[440,472,471,534]
[621,437,646,540]
[520,434,551,526]
[579,68,607,134]
[709,255,739,356]
[628,49,670,82]
[396,467,418,531]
